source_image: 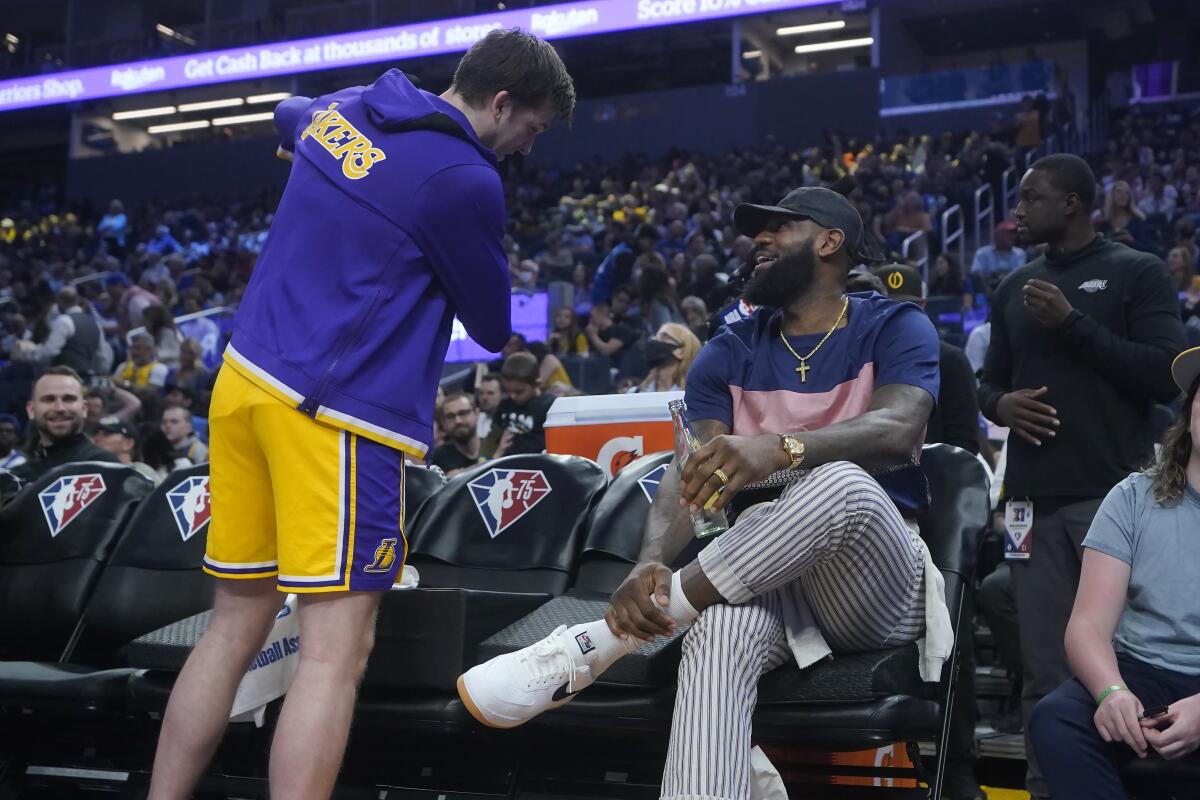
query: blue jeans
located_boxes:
[1030,653,1200,800]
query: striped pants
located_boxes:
[661,461,927,800]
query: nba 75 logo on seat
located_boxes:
[467,469,553,539]
[39,474,107,538]
[166,475,212,542]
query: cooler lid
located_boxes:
[544,390,685,427]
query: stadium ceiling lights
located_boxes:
[776,20,845,36]
[211,111,275,125]
[742,50,763,59]
[112,105,177,120]
[246,92,293,104]
[148,119,210,134]
[177,97,244,112]
[794,36,873,54]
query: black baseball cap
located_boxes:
[734,186,865,259]
[96,415,138,442]
[871,263,926,303]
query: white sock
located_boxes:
[658,571,700,626]
[564,619,640,675]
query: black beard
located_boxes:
[743,246,817,307]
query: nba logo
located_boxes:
[39,474,107,538]
[638,464,669,503]
[166,476,212,542]
[467,469,553,538]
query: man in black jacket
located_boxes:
[978,153,1185,799]
[8,366,117,494]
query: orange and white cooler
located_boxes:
[544,391,683,477]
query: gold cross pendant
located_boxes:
[796,362,809,382]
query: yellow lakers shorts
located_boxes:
[202,365,406,592]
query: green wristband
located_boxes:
[1096,684,1127,705]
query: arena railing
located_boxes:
[941,204,965,272]
[902,230,929,281]
[1001,166,1019,219]
[973,185,995,253]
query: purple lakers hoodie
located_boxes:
[226,69,511,458]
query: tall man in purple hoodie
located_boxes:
[149,30,575,800]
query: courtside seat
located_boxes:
[123,462,447,713]
[363,454,607,692]
[352,455,606,735]
[0,464,213,715]
[477,451,684,688]
[502,445,988,797]
[0,462,153,663]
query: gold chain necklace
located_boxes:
[778,296,849,383]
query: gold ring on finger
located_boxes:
[713,467,730,485]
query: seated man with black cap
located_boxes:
[458,187,952,800]
[93,415,160,484]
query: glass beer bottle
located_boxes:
[668,399,728,538]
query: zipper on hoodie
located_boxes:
[298,288,384,417]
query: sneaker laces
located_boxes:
[518,628,581,691]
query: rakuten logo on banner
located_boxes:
[0,0,830,113]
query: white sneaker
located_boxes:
[457,625,594,729]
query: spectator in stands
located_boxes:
[1167,246,1195,294]
[610,283,637,327]
[482,352,555,458]
[0,413,26,470]
[570,263,592,317]
[140,428,188,481]
[965,314,990,375]
[881,190,932,254]
[96,199,128,255]
[979,154,1186,800]
[170,338,212,396]
[971,221,1027,286]
[113,332,169,391]
[1174,218,1197,265]
[928,253,976,311]
[147,224,182,256]
[1016,96,1043,155]
[631,323,700,394]
[8,287,105,376]
[475,372,503,440]
[92,415,159,484]
[8,367,117,490]
[1138,171,1178,219]
[591,223,659,305]
[584,301,637,375]
[459,188,952,800]
[161,404,209,465]
[104,273,160,334]
[142,305,182,370]
[85,379,142,436]
[177,295,221,362]
[165,384,208,439]
[1094,179,1146,249]
[680,295,709,344]
[547,306,588,357]
[1030,348,1200,796]
[635,253,684,337]
[430,393,485,476]
[526,340,574,395]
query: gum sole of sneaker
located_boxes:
[456,673,518,729]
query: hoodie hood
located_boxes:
[361,69,496,166]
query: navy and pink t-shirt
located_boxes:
[684,292,941,515]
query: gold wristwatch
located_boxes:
[780,434,805,470]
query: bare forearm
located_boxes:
[1066,617,1126,700]
[637,463,696,564]
[794,407,926,473]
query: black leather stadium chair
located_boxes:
[353,453,607,733]
[0,464,212,717]
[123,462,447,712]
[0,462,153,663]
[480,445,989,797]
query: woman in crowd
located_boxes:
[635,253,683,338]
[142,305,182,370]
[1166,246,1195,294]
[628,322,700,393]
[1030,348,1200,798]
[882,190,932,254]
[928,253,976,311]
[1094,180,1146,248]
[547,306,588,358]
